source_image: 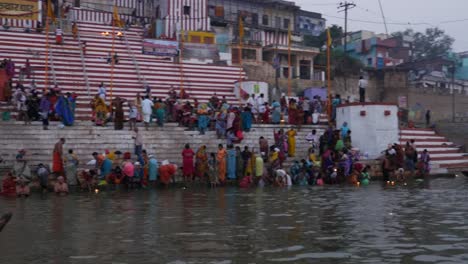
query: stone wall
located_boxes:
[435,122,468,151]
[242,63,323,100]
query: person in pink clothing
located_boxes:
[54,176,69,195]
[239,174,253,188]
[122,159,135,184]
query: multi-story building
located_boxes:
[206,0,320,81]
[456,51,468,81]
[343,30,407,69]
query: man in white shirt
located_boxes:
[358,76,368,103]
[256,94,266,121]
[141,96,154,130]
[246,94,256,113]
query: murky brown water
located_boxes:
[1,177,468,264]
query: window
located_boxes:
[275,16,281,28]
[183,6,191,15]
[251,13,258,26]
[232,48,240,64]
[283,67,289,78]
[284,18,290,29]
[155,5,160,18]
[300,60,311,80]
[190,36,201,43]
[262,15,269,25]
[303,24,308,29]
[215,6,224,18]
[367,58,372,66]
[204,36,214,44]
[242,49,257,60]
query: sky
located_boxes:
[295,0,468,52]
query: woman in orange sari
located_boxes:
[217,144,227,184]
[195,145,208,179]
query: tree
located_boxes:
[314,49,363,76]
[392,28,454,60]
[304,24,343,48]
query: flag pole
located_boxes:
[45,0,54,93]
[45,18,50,93]
[179,27,184,97]
[327,28,332,122]
[287,24,292,97]
[111,6,117,104]
[238,15,244,98]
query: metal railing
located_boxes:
[123,32,147,87]
[68,11,91,96]
[75,29,91,96]
[48,48,58,86]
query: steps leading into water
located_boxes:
[399,128,468,174]
[0,122,327,171]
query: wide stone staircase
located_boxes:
[399,128,468,174]
[0,22,246,120]
[0,121,326,173]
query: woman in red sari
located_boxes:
[288,99,298,125]
[158,160,176,187]
[181,144,195,181]
[1,172,16,196]
[195,145,208,179]
[53,138,65,176]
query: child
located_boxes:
[128,101,138,131]
[208,153,218,188]
[361,166,371,186]
[396,167,405,183]
[316,173,324,186]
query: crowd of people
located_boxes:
[0,115,433,197]
[1,69,434,196]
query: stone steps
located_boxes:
[399,128,468,174]
[0,23,247,120]
[0,122,326,170]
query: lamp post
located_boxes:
[451,61,456,122]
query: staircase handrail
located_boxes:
[123,32,147,87]
[72,18,91,97]
[48,48,58,86]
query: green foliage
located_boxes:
[315,49,363,76]
[304,25,343,48]
[392,28,454,60]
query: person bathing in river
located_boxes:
[54,176,69,195]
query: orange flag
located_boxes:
[47,0,56,23]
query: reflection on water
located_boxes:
[1,178,468,264]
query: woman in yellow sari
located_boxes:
[217,144,227,184]
[245,151,256,176]
[94,95,108,126]
[195,145,208,179]
[287,128,297,157]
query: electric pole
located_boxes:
[338,1,355,92]
[338,1,356,55]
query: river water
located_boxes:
[1,177,468,264]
